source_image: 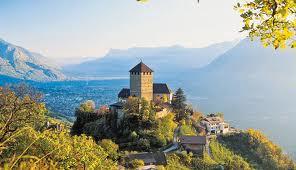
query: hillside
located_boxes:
[63,41,237,79]
[0,39,66,81]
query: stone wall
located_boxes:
[130,72,141,97]
[130,72,153,101]
[140,72,153,101]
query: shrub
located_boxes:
[130,159,145,169]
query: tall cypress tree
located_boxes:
[172,88,187,121]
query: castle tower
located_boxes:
[129,62,153,101]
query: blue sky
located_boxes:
[0,0,244,60]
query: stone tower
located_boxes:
[129,62,153,101]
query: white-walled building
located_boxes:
[200,116,229,135]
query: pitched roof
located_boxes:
[110,102,123,108]
[129,62,153,73]
[127,152,167,165]
[180,136,207,145]
[203,117,223,124]
[153,83,171,94]
[118,88,130,98]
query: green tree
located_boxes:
[235,0,296,49]
[154,113,177,146]
[130,159,145,169]
[82,119,114,140]
[0,85,46,143]
[172,88,186,110]
[123,97,140,114]
[71,100,99,135]
[98,139,119,160]
[180,124,196,136]
[165,153,190,170]
[140,98,150,121]
[172,88,189,121]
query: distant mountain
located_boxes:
[0,39,66,81]
[63,41,237,79]
[184,38,296,98]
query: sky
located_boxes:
[0,0,244,62]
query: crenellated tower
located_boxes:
[129,62,153,101]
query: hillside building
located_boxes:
[113,62,173,104]
[117,62,173,103]
[110,62,173,125]
[179,135,207,155]
[200,116,230,135]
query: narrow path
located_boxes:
[206,136,212,158]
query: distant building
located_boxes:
[126,152,167,168]
[200,116,230,135]
[179,135,207,155]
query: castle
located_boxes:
[110,62,173,122]
[116,62,172,103]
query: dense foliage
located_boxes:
[172,88,192,121]
[71,97,177,151]
[0,86,118,169]
[209,140,252,169]
[236,0,296,49]
[0,85,46,144]
[218,129,296,169]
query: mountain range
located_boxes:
[0,39,66,81]
[62,41,237,79]
[183,38,296,97]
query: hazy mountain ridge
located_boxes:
[63,41,237,78]
[184,38,296,97]
[0,39,66,81]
